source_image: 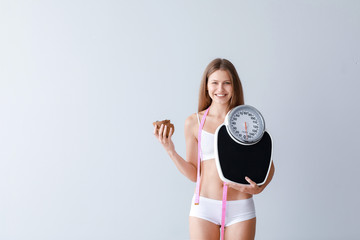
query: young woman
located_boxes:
[154,58,275,240]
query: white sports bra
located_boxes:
[197,113,215,161]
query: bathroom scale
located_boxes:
[214,105,273,185]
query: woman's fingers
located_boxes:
[245,176,257,188]
[154,123,174,148]
[158,124,164,137]
[158,124,166,143]
[168,126,173,138]
[162,125,167,139]
[244,177,260,194]
[153,124,158,136]
[228,178,261,195]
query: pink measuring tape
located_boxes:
[195,107,228,240]
[194,107,210,205]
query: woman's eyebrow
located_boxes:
[210,79,231,81]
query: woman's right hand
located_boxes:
[154,124,175,154]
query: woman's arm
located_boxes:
[153,114,198,182]
[228,162,275,195]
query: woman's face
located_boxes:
[207,70,233,105]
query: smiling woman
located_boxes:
[207,70,233,105]
[198,59,244,114]
[153,58,275,240]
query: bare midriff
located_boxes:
[198,159,252,201]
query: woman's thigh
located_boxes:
[225,217,256,240]
[189,216,220,240]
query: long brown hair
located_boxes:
[198,58,244,112]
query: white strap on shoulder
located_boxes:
[196,113,200,125]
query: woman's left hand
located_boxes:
[227,177,263,195]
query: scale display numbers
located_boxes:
[225,105,265,145]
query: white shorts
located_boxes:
[189,195,256,227]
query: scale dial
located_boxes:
[225,105,265,145]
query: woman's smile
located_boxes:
[207,70,233,104]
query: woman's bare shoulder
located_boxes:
[185,113,197,127]
[184,113,198,137]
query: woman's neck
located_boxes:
[208,103,229,119]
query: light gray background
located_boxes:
[1,0,359,239]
